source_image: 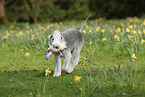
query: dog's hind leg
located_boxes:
[68,42,83,73]
[53,54,61,76]
[62,51,72,73]
[67,46,82,73]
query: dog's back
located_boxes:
[62,29,84,50]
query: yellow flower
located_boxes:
[102,38,106,41]
[99,17,102,20]
[45,68,51,76]
[74,76,81,81]
[10,30,13,33]
[126,28,130,32]
[89,41,93,45]
[131,30,136,34]
[25,52,30,56]
[132,53,137,59]
[117,28,121,32]
[117,38,120,41]
[143,21,145,25]
[7,33,10,36]
[85,25,88,29]
[101,29,105,33]
[2,35,8,40]
[31,35,34,39]
[129,36,133,39]
[116,31,119,33]
[121,23,124,27]
[16,32,24,36]
[141,39,145,43]
[89,30,92,32]
[82,30,86,34]
[129,25,133,29]
[138,30,142,35]
[26,26,30,29]
[113,25,116,28]
[96,27,100,31]
[114,35,119,39]
[143,30,145,33]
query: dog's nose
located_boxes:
[53,45,59,49]
[55,46,59,49]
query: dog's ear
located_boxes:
[47,34,53,44]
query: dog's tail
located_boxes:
[79,14,91,32]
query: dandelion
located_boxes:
[143,30,145,33]
[101,29,105,33]
[132,53,137,59]
[102,38,106,41]
[45,68,51,76]
[82,30,86,34]
[129,25,133,29]
[141,39,145,43]
[25,52,30,56]
[74,76,81,81]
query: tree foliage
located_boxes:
[89,0,145,19]
[0,0,145,23]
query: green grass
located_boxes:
[0,17,145,96]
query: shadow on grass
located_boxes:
[0,69,79,96]
[1,68,145,97]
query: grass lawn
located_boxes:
[0,17,145,97]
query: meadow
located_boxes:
[0,17,145,97]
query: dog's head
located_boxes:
[47,30,66,50]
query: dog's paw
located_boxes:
[62,68,73,73]
[53,73,61,77]
[67,69,73,74]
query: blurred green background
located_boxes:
[0,0,145,23]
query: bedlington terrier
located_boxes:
[46,14,91,76]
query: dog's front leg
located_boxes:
[53,54,61,76]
